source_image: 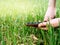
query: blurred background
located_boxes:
[0,0,60,45]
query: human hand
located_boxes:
[44,7,56,22]
[38,18,60,30]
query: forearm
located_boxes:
[48,0,56,8]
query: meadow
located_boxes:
[0,0,60,45]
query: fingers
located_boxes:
[44,16,55,22]
[38,18,60,30]
[38,22,46,27]
[38,22,48,30]
[44,15,54,22]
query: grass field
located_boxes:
[0,0,60,45]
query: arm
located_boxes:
[44,0,56,21]
[49,0,56,7]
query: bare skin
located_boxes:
[44,0,56,21]
[44,7,56,21]
[38,18,60,30]
[38,0,60,30]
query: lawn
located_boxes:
[0,0,60,45]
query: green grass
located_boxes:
[0,0,60,45]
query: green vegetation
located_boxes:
[0,0,60,45]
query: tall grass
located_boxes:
[0,0,60,45]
